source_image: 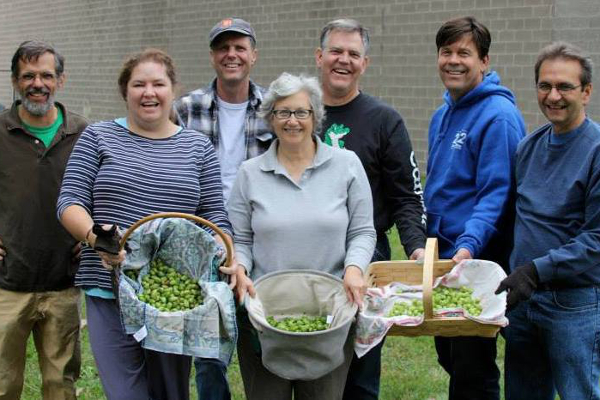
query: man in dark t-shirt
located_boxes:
[315,18,427,400]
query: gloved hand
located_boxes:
[92,224,123,255]
[495,262,539,310]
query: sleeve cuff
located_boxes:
[532,257,553,283]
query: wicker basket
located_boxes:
[366,238,502,338]
[119,211,233,266]
[113,211,233,297]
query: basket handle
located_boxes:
[422,238,439,319]
[119,212,233,268]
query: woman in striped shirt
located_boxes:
[57,49,234,400]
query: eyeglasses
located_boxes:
[18,72,57,84]
[271,109,313,120]
[536,82,583,95]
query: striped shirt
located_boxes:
[57,120,232,290]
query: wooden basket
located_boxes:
[365,238,501,338]
[119,212,233,269]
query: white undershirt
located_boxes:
[216,97,248,202]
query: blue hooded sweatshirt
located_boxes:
[424,71,526,265]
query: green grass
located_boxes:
[20,229,507,400]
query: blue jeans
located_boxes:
[504,287,600,400]
[194,357,230,400]
[342,233,390,400]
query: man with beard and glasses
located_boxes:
[0,40,87,400]
[424,17,526,400]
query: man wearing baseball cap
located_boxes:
[173,17,273,400]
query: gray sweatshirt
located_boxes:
[227,137,376,280]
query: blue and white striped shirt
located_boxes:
[57,120,232,290]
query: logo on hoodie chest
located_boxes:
[451,130,467,150]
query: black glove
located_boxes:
[92,224,122,255]
[495,262,539,310]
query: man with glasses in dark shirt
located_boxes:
[0,40,87,400]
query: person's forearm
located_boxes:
[60,204,94,243]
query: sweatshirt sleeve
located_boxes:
[56,125,99,218]
[454,117,522,257]
[382,110,427,256]
[534,152,600,282]
[345,152,377,272]
[227,165,254,274]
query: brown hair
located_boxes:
[11,40,65,79]
[436,16,491,60]
[534,41,593,86]
[117,48,177,100]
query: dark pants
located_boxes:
[342,233,390,400]
[237,309,352,400]
[434,335,500,400]
[86,295,192,400]
[194,357,231,400]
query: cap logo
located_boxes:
[221,19,233,28]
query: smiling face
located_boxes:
[316,29,368,104]
[126,61,175,129]
[437,34,489,101]
[271,90,315,150]
[13,52,63,117]
[210,33,257,87]
[537,58,592,134]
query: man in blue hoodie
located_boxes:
[496,42,600,400]
[424,16,526,400]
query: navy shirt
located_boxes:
[511,118,600,286]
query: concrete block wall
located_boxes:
[0,0,598,167]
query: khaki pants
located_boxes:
[0,287,81,400]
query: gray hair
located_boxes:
[535,41,593,86]
[11,40,65,79]
[320,18,370,55]
[259,72,326,133]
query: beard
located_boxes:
[20,88,55,116]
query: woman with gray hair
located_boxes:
[227,72,376,400]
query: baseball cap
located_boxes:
[209,18,256,46]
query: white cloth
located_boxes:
[216,97,248,202]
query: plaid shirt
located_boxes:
[173,79,273,160]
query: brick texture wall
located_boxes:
[0,0,598,166]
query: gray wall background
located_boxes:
[1,0,599,166]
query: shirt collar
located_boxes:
[4,101,79,136]
[259,135,333,173]
[208,78,263,109]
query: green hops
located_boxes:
[433,286,482,316]
[136,259,203,312]
[124,269,139,281]
[388,299,424,317]
[267,315,329,333]
[389,286,483,317]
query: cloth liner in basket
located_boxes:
[118,217,237,364]
[355,259,508,357]
[245,269,358,380]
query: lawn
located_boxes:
[21,229,507,400]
